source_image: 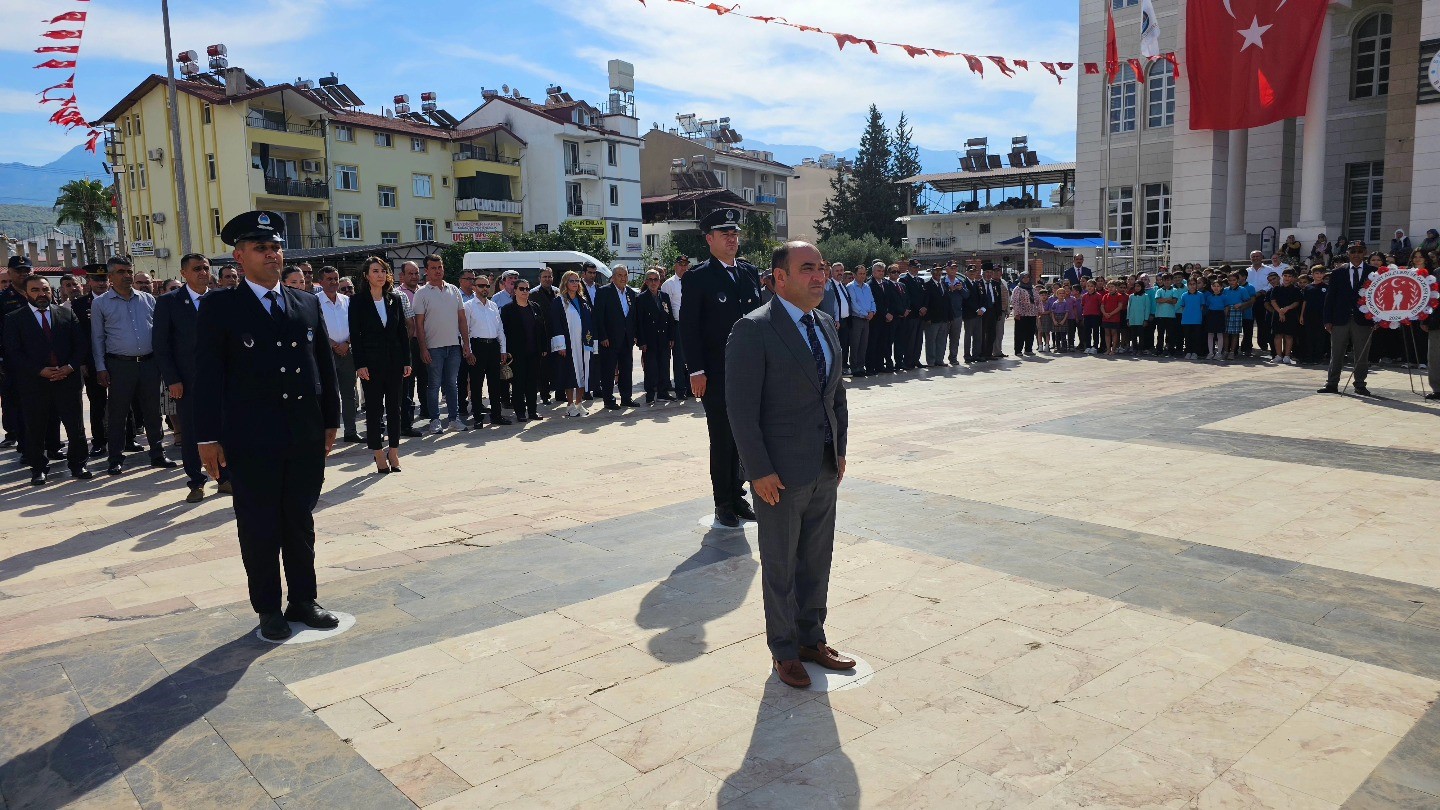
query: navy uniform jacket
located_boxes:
[867,278,890,321]
[1324,264,1374,327]
[679,257,762,379]
[593,283,639,346]
[633,290,674,350]
[899,275,925,318]
[193,284,340,454]
[153,286,205,386]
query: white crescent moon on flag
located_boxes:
[1222,0,1236,18]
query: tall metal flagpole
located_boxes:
[1102,75,1113,277]
[161,0,193,255]
[1134,57,1150,277]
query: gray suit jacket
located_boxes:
[725,298,848,487]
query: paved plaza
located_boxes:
[1,355,1439,809]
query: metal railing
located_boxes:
[456,197,522,215]
[564,162,599,178]
[755,194,779,205]
[566,202,600,217]
[454,149,521,165]
[264,176,329,199]
[246,116,323,137]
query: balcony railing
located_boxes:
[289,235,334,250]
[454,148,521,165]
[566,202,600,218]
[246,116,323,137]
[564,162,599,178]
[755,194,779,205]
[910,237,958,254]
[264,176,329,199]
[456,197,522,215]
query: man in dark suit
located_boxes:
[581,262,602,400]
[680,207,764,527]
[1063,253,1093,286]
[961,265,988,362]
[726,240,852,690]
[898,260,927,369]
[195,211,341,642]
[633,267,675,403]
[593,264,639,410]
[865,262,892,373]
[1319,242,1377,396]
[3,274,92,484]
[155,252,227,502]
[819,262,852,372]
[923,267,953,366]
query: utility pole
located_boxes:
[161,0,192,254]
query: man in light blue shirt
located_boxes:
[844,271,875,376]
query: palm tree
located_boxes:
[54,179,116,265]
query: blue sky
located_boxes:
[0,0,1080,168]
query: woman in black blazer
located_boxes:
[499,280,548,422]
[348,256,411,473]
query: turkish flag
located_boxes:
[1186,0,1329,129]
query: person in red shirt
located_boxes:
[1101,281,1128,355]
[1080,279,1103,354]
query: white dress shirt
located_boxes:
[463,295,507,353]
[246,278,284,314]
[660,274,684,321]
[319,290,350,343]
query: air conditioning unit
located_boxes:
[147,148,164,162]
[301,159,321,173]
[155,248,171,259]
[151,212,166,223]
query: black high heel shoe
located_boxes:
[373,451,389,475]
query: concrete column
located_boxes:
[0,239,10,265]
[1226,129,1249,236]
[1297,9,1334,229]
[27,241,41,265]
[45,239,59,266]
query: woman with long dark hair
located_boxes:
[348,257,411,473]
[549,270,595,417]
[500,279,548,422]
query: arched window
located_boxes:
[1146,60,1176,128]
[1108,64,1138,133]
[1352,12,1392,99]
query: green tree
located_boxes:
[891,112,926,216]
[816,233,905,271]
[439,221,615,277]
[815,105,904,245]
[740,211,780,264]
[53,179,115,265]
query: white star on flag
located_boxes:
[1238,16,1273,51]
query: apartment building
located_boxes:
[640,122,794,241]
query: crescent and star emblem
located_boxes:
[1222,0,1282,52]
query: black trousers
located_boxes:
[703,382,745,509]
[672,328,693,396]
[227,443,324,615]
[1013,316,1037,354]
[894,318,918,369]
[1184,324,1204,355]
[18,376,86,472]
[105,357,163,465]
[467,339,505,422]
[362,370,404,449]
[403,337,429,429]
[756,454,838,661]
[836,319,852,370]
[82,365,106,447]
[3,370,61,456]
[175,388,224,488]
[455,351,471,418]
[980,314,1000,357]
[510,354,539,417]
[1155,316,1180,354]
[1241,319,1255,354]
[600,340,634,403]
[641,342,672,398]
[867,318,893,371]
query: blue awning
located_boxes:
[997,231,1116,250]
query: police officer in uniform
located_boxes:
[680,208,763,527]
[195,211,341,641]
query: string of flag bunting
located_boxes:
[631,0,1176,83]
[34,0,103,153]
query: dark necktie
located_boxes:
[265,290,283,321]
[1353,266,1361,289]
[39,309,58,365]
[799,313,832,444]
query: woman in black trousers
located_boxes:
[500,279,548,422]
[349,256,411,473]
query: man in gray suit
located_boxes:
[726,241,852,690]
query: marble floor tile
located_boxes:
[1123,688,1294,779]
[1058,657,1213,731]
[1305,663,1440,737]
[968,643,1115,710]
[571,759,724,809]
[380,754,471,807]
[720,744,926,810]
[1056,607,1192,663]
[593,686,761,773]
[852,687,1021,774]
[686,699,875,796]
[362,653,536,720]
[1232,709,1402,805]
[431,742,639,810]
[1193,769,1339,810]
[958,704,1130,797]
[921,619,1062,679]
[1028,744,1215,809]
[432,696,628,786]
[872,760,1034,808]
[289,645,461,709]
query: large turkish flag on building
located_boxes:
[1186,0,1329,129]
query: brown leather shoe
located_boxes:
[800,643,856,671]
[774,659,812,689]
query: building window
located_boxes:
[609,184,619,206]
[607,142,618,166]
[378,185,396,207]
[979,222,991,235]
[131,215,141,238]
[412,173,433,198]
[337,214,362,241]
[336,164,359,191]
[776,209,788,227]
[1147,60,1175,128]
[1112,0,1136,7]
[137,164,147,189]
[743,187,756,203]
[375,132,393,148]
[1345,161,1384,244]
[776,179,787,198]
[144,218,152,240]
[335,125,353,142]
[206,153,216,181]
[1352,12,1392,99]
[714,170,727,189]
[1106,187,1135,246]
[202,104,212,125]
[415,219,435,241]
[1108,63,1138,133]
[133,115,142,136]
[127,164,136,190]
[380,231,400,245]
[1142,183,1171,247]
[411,137,427,153]
[610,222,620,245]
[212,208,221,236]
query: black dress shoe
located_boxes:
[259,612,291,641]
[621,400,639,407]
[714,508,741,528]
[89,444,106,458]
[657,394,676,401]
[343,433,364,443]
[186,486,205,503]
[491,416,513,426]
[528,413,542,421]
[46,449,66,461]
[1317,385,1339,394]
[603,401,621,411]
[516,414,529,423]
[151,458,179,469]
[284,600,340,629]
[1354,383,1373,396]
[1426,393,1440,400]
[30,471,46,486]
[71,467,94,480]
[124,441,144,452]
[107,463,123,476]
[402,428,424,438]
[732,500,758,521]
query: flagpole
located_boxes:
[1134,57,1149,277]
[1102,77,1113,277]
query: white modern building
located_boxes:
[1077,0,1433,264]
[460,60,644,265]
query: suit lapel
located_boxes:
[766,300,822,393]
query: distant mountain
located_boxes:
[745,139,1058,176]
[0,145,110,208]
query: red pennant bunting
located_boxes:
[47,11,87,23]
[1163,52,1181,79]
[85,129,103,154]
[35,59,78,69]
[831,33,877,53]
[41,30,83,39]
[702,2,736,14]
[1127,58,1146,81]
[39,94,77,106]
[931,49,955,57]
[987,56,1016,77]
[41,75,76,92]
[1083,63,1100,74]
[1040,62,1064,84]
[35,45,80,53]
[749,15,786,23]
[1013,59,1029,70]
[1058,62,1074,70]
[901,44,929,58]
[963,54,984,76]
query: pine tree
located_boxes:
[813,105,905,245]
[891,112,925,216]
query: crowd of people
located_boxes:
[3,233,1438,492]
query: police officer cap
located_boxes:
[699,208,742,232]
[82,263,106,276]
[7,256,33,272]
[220,210,286,246]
